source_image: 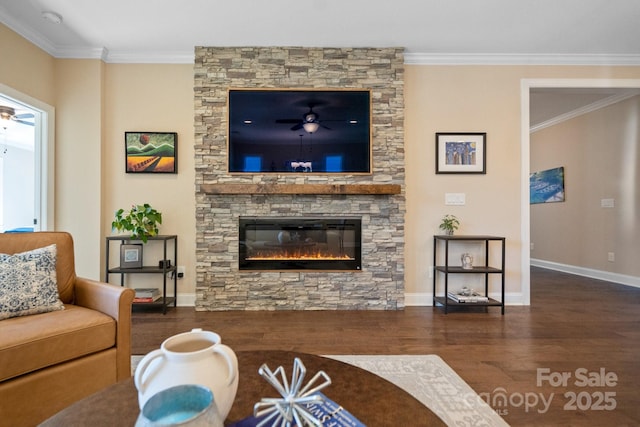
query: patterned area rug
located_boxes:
[327,355,508,427]
[131,354,507,426]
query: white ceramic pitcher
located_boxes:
[134,328,238,420]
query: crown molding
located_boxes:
[104,50,195,64]
[56,50,640,66]
[2,8,638,68]
[404,52,640,66]
[530,89,640,133]
[54,46,110,61]
[0,6,58,57]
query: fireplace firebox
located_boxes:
[239,217,361,270]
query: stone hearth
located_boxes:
[194,47,405,310]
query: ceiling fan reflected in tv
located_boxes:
[227,89,371,174]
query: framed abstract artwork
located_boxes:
[435,132,486,174]
[530,166,565,204]
[125,132,177,173]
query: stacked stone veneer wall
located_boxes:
[194,47,405,310]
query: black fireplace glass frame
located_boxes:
[239,217,362,271]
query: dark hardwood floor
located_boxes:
[132,267,640,426]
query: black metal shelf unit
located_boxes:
[105,235,177,314]
[432,235,505,315]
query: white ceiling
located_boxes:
[1,0,639,65]
[1,0,639,130]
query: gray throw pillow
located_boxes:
[0,243,64,320]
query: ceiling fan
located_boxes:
[275,103,332,134]
[0,105,35,127]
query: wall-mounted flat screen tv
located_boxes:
[228,89,371,173]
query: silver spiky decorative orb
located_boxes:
[253,358,332,426]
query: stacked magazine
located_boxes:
[228,392,365,427]
[133,288,161,303]
[447,290,489,303]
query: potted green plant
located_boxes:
[112,203,162,243]
[439,214,460,235]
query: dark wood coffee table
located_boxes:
[41,350,446,426]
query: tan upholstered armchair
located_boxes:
[0,231,135,426]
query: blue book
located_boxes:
[228,392,365,426]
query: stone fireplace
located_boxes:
[194,47,405,310]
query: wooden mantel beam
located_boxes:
[200,183,401,195]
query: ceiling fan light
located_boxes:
[302,122,319,134]
[0,106,15,120]
[0,106,15,129]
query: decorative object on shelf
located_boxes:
[435,132,486,174]
[253,357,332,426]
[461,253,473,269]
[135,384,223,427]
[134,328,238,420]
[112,203,162,243]
[439,214,460,235]
[133,288,161,303]
[447,289,489,303]
[120,243,143,269]
[125,132,177,174]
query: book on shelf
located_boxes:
[227,392,364,427]
[447,291,489,303]
[133,295,163,303]
[134,288,160,298]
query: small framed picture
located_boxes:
[125,132,177,173]
[120,244,143,268]
[436,132,486,174]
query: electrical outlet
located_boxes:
[177,266,185,278]
[607,253,615,262]
[530,242,534,250]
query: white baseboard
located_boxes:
[164,293,196,307]
[531,258,640,289]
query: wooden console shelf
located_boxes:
[432,235,505,315]
[200,183,401,195]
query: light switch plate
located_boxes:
[601,198,615,208]
[445,193,466,205]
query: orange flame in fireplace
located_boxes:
[247,247,353,261]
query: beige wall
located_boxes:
[405,66,523,301]
[2,22,640,303]
[54,59,104,278]
[405,66,640,303]
[0,25,55,104]
[103,64,195,296]
[530,95,640,276]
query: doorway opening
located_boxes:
[521,78,640,304]
[0,84,55,232]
